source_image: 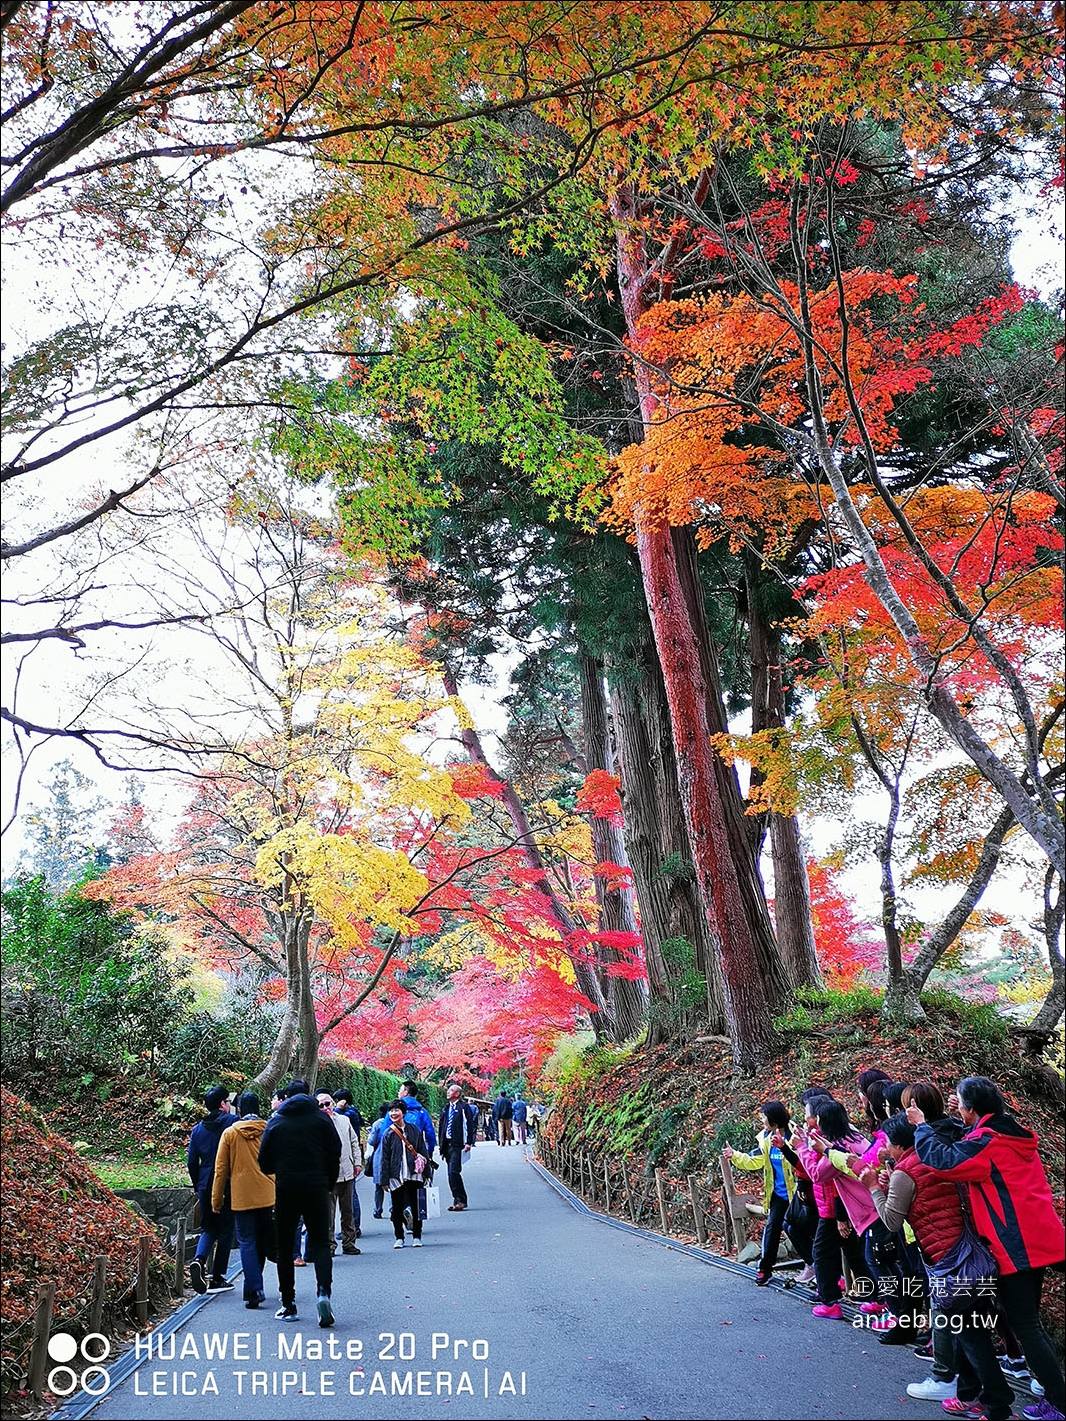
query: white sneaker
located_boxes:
[797,1264,816,1284]
[1031,1379,1045,1397]
[393,1239,404,1249]
[412,1239,423,1248]
[906,1378,957,1402]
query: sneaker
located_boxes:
[812,1303,844,1319]
[907,1378,957,1402]
[275,1303,298,1320]
[860,1301,887,1314]
[797,1264,816,1284]
[207,1279,234,1293]
[941,1401,985,1418]
[372,1212,383,1219]
[342,1247,361,1255]
[755,1271,771,1286]
[869,1315,896,1331]
[412,1239,423,1248]
[1002,1360,1031,1381]
[1031,1381,1045,1398]
[188,1259,207,1294]
[1023,1404,1064,1421]
[393,1239,404,1249]
[244,1293,265,1311]
[914,1341,936,1360]
[316,1294,335,1328]
[293,1258,307,1267]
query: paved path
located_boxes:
[75,1145,931,1420]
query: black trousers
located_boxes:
[389,1180,422,1240]
[444,1145,468,1206]
[813,1214,875,1304]
[274,1181,332,1306]
[952,1311,1016,1421]
[997,1266,1065,1412]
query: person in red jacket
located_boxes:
[908,1076,1065,1419]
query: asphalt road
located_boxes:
[72,1144,934,1420]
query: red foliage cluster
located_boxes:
[0,1088,165,1394]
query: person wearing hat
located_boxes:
[186,1084,236,1294]
[212,1092,276,1310]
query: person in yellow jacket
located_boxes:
[724,1100,815,1285]
[212,1092,276,1310]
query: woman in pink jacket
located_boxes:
[795,1097,878,1319]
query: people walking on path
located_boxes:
[186,1084,237,1295]
[381,1099,430,1248]
[257,1078,341,1327]
[512,1092,529,1145]
[724,1100,815,1285]
[438,1080,477,1211]
[493,1091,513,1145]
[365,1104,389,1218]
[211,1092,275,1310]
[317,1090,362,1255]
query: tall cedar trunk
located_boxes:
[610,181,789,1068]
[611,650,726,1042]
[440,665,611,1039]
[578,652,648,1039]
[744,554,822,988]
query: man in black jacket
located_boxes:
[437,1081,477,1211]
[258,1079,341,1326]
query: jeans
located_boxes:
[275,1182,332,1306]
[389,1181,422,1240]
[373,1183,385,1215]
[444,1145,468,1207]
[759,1192,790,1273]
[997,1266,1065,1411]
[195,1188,233,1281]
[233,1207,272,1302]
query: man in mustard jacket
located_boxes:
[212,1092,275,1310]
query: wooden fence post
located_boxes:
[29,1281,56,1401]
[136,1235,151,1328]
[173,1219,187,1297]
[686,1175,708,1246]
[603,1158,611,1213]
[586,1153,595,1202]
[620,1161,637,1223]
[90,1254,107,1335]
[654,1168,670,1235]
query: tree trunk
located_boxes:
[295,914,320,1087]
[1027,866,1065,1036]
[248,909,303,1099]
[744,553,821,989]
[610,181,789,1069]
[578,652,648,1040]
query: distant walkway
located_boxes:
[61,1142,930,1420]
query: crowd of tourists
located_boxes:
[185,1076,495,1329]
[723,1072,1064,1421]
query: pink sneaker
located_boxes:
[869,1315,896,1331]
[860,1301,887,1315]
[941,1400,985,1418]
[812,1303,844,1319]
